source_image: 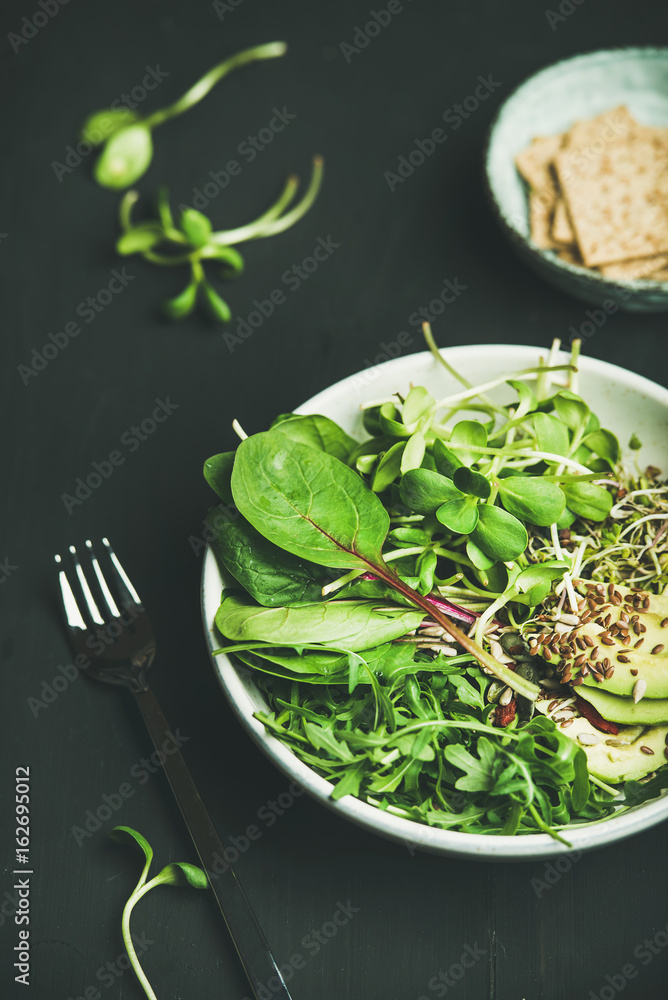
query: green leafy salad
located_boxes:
[204,334,668,841]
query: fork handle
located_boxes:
[131,685,293,1000]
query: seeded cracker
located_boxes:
[555,110,668,267]
[515,134,563,248]
[551,197,575,245]
[600,253,668,280]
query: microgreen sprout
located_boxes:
[83,42,288,190]
[116,156,323,322]
[110,826,208,1000]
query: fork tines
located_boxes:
[55,538,143,629]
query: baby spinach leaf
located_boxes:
[207,506,331,606]
[399,468,462,514]
[270,413,357,462]
[203,452,236,503]
[215,593,424,651]
[497,476,565,526]
[231,431,390,569]
[471,504,528,561]
[560,482,613,521]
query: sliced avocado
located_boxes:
[577,684,668,725]
[529,581,668,699]
[534,696,668,782]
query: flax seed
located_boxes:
[617,654,630,663]
[573,654,587,669]
[561,718,574,727]
[601,637,615,646]
[652,644,665,655]
[640,745,655,755]
[661,618,668,628]
[630,668,639,676]
[590,647,599,661]
[576,637,587,651]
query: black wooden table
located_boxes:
[2,1,668,998]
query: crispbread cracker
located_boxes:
[557,246,583,266]
[599,253,668,280]
[555,133,668,266]
[529,191,561,249]
[648,267,668,282]
[551,197,574,244]
[515,133,563,190]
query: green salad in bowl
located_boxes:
[201,333,668,859]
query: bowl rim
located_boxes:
[483,45,668,292]
[201,344,668,860]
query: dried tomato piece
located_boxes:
[494,699,517,727]
[575,695,619,735]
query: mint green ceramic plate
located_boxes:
[485,48,668,312]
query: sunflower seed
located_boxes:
[633,679,647,703]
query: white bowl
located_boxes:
[201,345,668,859]
[484,48,668,312]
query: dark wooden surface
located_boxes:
[2,1,668,998]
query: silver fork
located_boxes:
[55,537,292,1000]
